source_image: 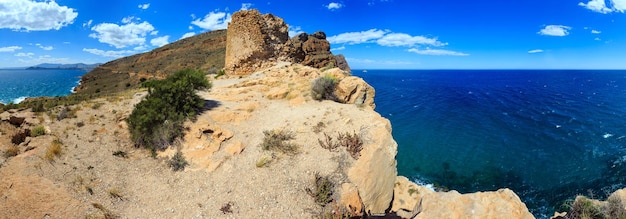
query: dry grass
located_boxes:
[318,131,363,160]
[45,139,63,161]
[255,156,272,168]
[260,130,299,155]
[92,203,118,219]
[4,145,19,158]
[108,188,124,200]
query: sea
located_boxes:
[354,70,626,217]
[0,69,86,105]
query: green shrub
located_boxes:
[260,130,299,155]
[169,150,188,171]
[31,125,46,137]
[92,102,104,110]
[214,69,226,79]
[568,196,603,219]
[311,74,338,101]
[306,173,334,206]
[127,69,211,152]
[31,101,45,112]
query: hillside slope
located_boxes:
[75,30,226,95]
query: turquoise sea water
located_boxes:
[0,69,86,104]
[355,70,626,217]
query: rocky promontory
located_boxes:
[1,9,536,219]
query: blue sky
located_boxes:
[1,0,625,69]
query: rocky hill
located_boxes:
[74,30,227,95]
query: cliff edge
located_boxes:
[0,9,533,219]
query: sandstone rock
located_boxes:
[224,141,245,155]
[225,10,290,76]
[392,176,421,218]
[415,188,534,219]
[347,116,397,215]
[335,76,376,109]
[339,183,363,215]
[335,54,351,72]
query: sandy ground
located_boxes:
[0,63,380,218]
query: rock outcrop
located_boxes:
[391,176,534,218]
[225,10,350,75]
[347,116,398,214]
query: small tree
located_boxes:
[127,69,211,153]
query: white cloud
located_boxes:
[591,29,601,34]
[122,16,139,24]
[288,26,304,37]
[15,52,33,57]
[331,46,346,51]
[241,3,253,10]
[83,19,93,28]
[538,25,571,36]
[579,0,626,13]
[377,33,447,47]
[83,48,135,58]
[0,0,77,31]
[326,2,343,10]
[150,36,169,47]
[36,43,53,51]
[595,37,602,41]
[528,49,544,54]
[614,0,626,12]
[327,29,388,44]
[407,48,469,56]
[138,3,150,10]
[89,21,155,48]
[191,11,231,30]
[180,32,196,39]
[0,46,22,52]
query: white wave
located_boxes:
[12,96,27,104]
[603,133,614,139]
[412,178,435,192]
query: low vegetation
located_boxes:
[44,139,63,161]
[306,173,334,207]
[169,150,189,171]
[112,150,128,158]
[561,195,626,219]
[127,68,211,154]
[220,202,234,214]
[260,129,299,155]
[311,74,338,101]
[318,131,364,160]
[30,125,46,137]
[3,145,19,158]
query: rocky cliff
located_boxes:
[1,9,536,219]
[223,9,533,218]
[225,10,350,76]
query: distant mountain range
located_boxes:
[26,63,101,71]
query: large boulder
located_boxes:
[412,187,534,219]
[225,10,290,75]
[347,116,397,215]
[334,76,376,109]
